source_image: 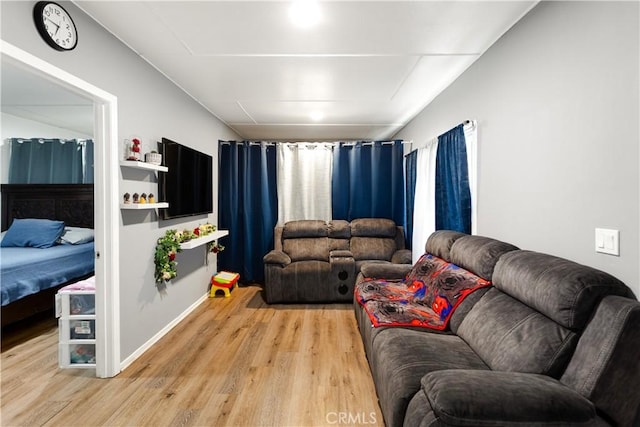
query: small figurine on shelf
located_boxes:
[123,193,131,204]
[148,193,155,203]
[139,193,147,204]
[132,193,139,203]
[126,137,142,161]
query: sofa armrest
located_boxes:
[330,250,355,285]
[391,248,412,264]
[419,369,597,426]
[263,250,291,267]
[330,249,353,259]
[360,263,412,280]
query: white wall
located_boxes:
[1,1,240,361]
[1,112,92,140]
[395,1,639,297]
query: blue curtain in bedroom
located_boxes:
[217,141,277,284]
[435,125,471,233]
[332,140,405,226]
[404,149,418,249]
[8,138,94,184]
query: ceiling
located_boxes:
[1,59,94,135]
[33,1,538,141]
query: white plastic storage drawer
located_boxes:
[59,342,97,368]
[56,291,95,318]
[56,288,97,370]
[59,318,96,340]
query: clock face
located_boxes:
[34,2,78,51]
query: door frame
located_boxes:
[1,40,120,378]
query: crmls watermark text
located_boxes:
[326,411,378,425]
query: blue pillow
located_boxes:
[58,227,94,245]
[1,218,65,248]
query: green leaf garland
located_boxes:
[154,224,224,283]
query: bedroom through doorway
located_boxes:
[1,41,120,378]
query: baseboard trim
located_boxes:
[119,293,208,371]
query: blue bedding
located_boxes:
[1,242,95,306]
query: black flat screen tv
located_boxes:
[158,137,213,220]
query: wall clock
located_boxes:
[33,1,78,51]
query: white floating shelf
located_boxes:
[120,160,167,172]
[120,202,169,210]
[180,230,229,249]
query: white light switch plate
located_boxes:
[595,228,619,256]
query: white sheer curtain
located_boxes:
[412,138,438,263]
[411,120,478,262]
[277,142,333,224]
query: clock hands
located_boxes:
[45,16,60,35]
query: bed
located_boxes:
[1,184,95,326]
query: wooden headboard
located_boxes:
[1,184,94,231]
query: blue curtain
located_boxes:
[8,138,93,184]
[332,140,404,226]
[217,141,277,284]
[404,150,418,249]
[435,125,471,233]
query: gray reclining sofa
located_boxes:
[354,230,640,427]
[264,218,411,303]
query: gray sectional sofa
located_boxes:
[264,218,411,303]
[354,230,640,427]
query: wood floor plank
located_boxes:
[2,285,383,426]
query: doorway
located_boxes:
[1,40,120,378]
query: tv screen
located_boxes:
[158,138,213,220]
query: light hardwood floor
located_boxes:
[1,285,384,426]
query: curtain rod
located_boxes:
[3,137,92,144]
[219,122,473,149]
[403,119,475,156]
[219,139,403,147]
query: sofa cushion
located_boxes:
[350,218,397,237]
[457,288,578,377]
[283,237,329,262]
[449,235,519,281]
[420,370,596,426]
[404,253,450,284]
[424,230,466,261]
[329,237,350,251]
[493,250,634,330]
[371,328,488,427]
[351,236,396,261]
[561,295,640,427]
[448,286,491,334]
[282,220,327,238]
[327,220,350,238]
[390,249,412,264]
